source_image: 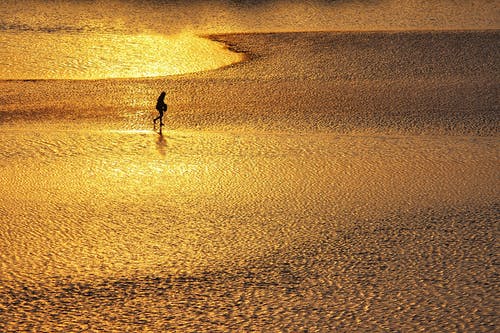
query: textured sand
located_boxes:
[0,31,498,332]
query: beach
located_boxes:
[0,30,498,332]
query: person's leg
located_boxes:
[154,113,162,123]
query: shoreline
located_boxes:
[0,29,498,136]
[0,29,498,332]
[1,29,498,83]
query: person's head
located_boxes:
[159,91,166,99]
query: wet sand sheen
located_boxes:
[0,33,243,80]
[0,30,499,332]
[0,128,497,331]
[0,128,496,276]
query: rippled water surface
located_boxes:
[1,0,498,80]
[0,1,247,80]
[0,32,242,80]
[1,125,497,331]
[0,1,499,331]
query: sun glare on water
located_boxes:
[0,32,242,80]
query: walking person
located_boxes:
[154,91,167,128]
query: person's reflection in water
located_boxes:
[156,132,167,157]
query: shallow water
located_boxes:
[0,126,498,331]
[0,127,496,278]
[1,0,498,80]
[0,27,499,332]
[0,32,242,80]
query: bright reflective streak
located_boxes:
[0,32,242,80]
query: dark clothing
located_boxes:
[156,99,167,113]
[154,92,167,126]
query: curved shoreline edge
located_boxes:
[205,34,255,62]
[1,29,497,82]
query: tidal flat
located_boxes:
[0,30,498,332]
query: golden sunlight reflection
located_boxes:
[0,32,242,80]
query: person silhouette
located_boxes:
[154,91,168,127]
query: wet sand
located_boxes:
[0,31,499,332]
